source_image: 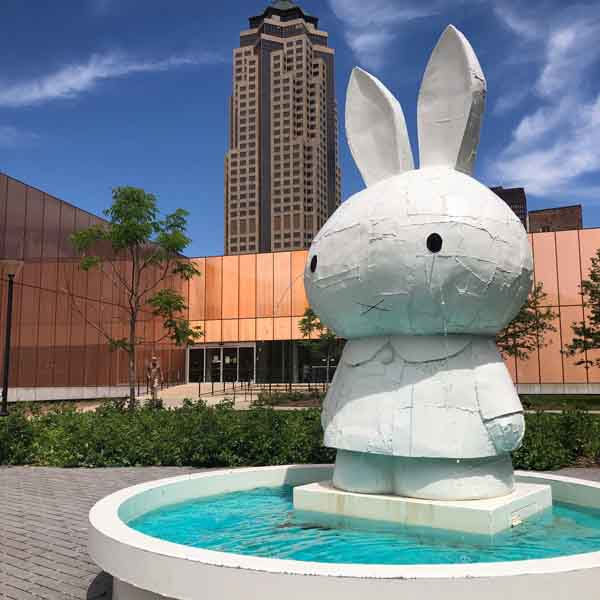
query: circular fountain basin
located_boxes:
[88,465,600,600]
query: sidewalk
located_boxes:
[0,465,598,599]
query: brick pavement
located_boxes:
[0,467,198,600]
[0,466,599,599]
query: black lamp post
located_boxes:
[1,260,23,417]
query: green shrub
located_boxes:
[0,402,597,470]
[512,412,573,471]
[512,409,600,471]
[0,406,35,464]
[558,409,600,461]
[0,400,334,468]
[252,390,325,407]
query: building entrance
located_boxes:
[188,344,256,383]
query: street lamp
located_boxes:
[1,260,23,417]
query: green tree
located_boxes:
[299,307,343,383]
[70,187,202,408]
[564,248,600,371]
[496,282,557,361]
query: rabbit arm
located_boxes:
[484,413,525,453]
[473,338,525,453]
[474,342,523,421]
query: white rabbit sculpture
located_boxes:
[304,25,533,501]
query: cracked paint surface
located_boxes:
[322,336,524,459]
[306,168,532,339]
[303,26,533,482]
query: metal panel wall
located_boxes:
[512,229,600,386]
[3,166,600,391]
[0,174,187,391]
[256,253,274,317]
[205,257,223,320]
[222,255,240,319]
[239,254,257,318]
[273,251,291,317]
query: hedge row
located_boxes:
[0,401,598,471]
[0,401,335,468]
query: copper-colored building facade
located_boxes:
[0,173,186,400]
[3,170,600,398]
[224,0,341,255]
[186,250,309,344]
[505,229,600,392]
[185,230,600,392]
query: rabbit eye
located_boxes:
[310,255,318,273]
[427,233,443,253]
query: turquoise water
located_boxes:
[127,486,600,565]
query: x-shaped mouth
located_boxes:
[357,299,391,315]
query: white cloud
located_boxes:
[328,0,436,29]
[493,89,528,115]
[489,3,600,197]
[344,30,396,71]
[0,50,225,108]
[494,94,600,195]
[537,20,600,96]
[327,0,438,70]
[0,125,39,147]
[493,2,541,41]
[511,99,571,147]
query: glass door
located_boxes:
[238,347,254,382]
[222,348,238,382]
[188,349,205,383]
[205,348,222,382]
[189,344,256,383]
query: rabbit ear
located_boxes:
[417,25,486,175]
[346,67,414,187]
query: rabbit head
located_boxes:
[305,25,533,339]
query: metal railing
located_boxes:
[196,365,334,403]
[136,369,185,398]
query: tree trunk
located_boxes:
[128,317,137,409]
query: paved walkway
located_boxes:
[141,382,256,409]
[0,466,599,599]
[0,467,198,600]
[64,384,253,413]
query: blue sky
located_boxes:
[1,0,599,257]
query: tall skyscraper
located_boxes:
[224,0,341,255]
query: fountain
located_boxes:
[89,26,600,600]
[293,23,547,533]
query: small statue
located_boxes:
[146,356,163,404]
[304,25,533,501]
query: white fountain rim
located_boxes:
[88,464,600,581]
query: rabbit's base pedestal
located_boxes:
[293,480,552,536]
[332,450,517,501]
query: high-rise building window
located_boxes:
[225,2,340,255]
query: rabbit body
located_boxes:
[308,167,531,463]
[303,26,533,499]
[323,335,524,460]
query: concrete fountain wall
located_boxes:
[86,23,600,600]
[88,464,600,600]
